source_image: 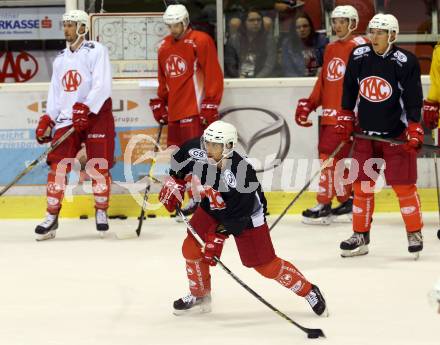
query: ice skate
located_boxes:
[340,231,370,257]
[35,213,58,241]
[302,203,332,225]
[173,293,211,315]
[96,209,109,236]
[305,285,329,317]
[330,198,353,223]
[407,230,423,260]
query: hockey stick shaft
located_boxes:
[136,125,164,236]
[176,206,325,338]
[353,132,439,151]
[0,126,75,197]
[269,141,346,231]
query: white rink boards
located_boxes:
[0,213,439,345]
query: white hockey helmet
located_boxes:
[203,120,238,157]
[368,14,399,56]
[331,5,359,29]
[63,9,89,31]
[368,13,399,39]
[163,4,190,29]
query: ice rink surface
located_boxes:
[1,213,439,345]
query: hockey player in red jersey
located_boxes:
[294,5,367,225]
[34,10,115,240]
[336,14,424,258]
[158,121,328,317]
[149,4,224,216]
[149,4,223,144]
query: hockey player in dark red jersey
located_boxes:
[149,4,224,216]
[336,14,424,258]
[294,5,367,225]
[158,121,328,316]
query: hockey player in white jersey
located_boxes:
[34,10,115,240]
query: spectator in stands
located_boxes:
[224,0,275,36]
[281,13,328,77]
[224,9,277,78]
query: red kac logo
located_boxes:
[204,186,226,210]
[62,70,82,92]
[0,51,38,82]
[165,55,187,77]
[326,57,345,81]
[359,76,392,102]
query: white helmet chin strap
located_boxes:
[67,23,88,50]
[373,32,396,58]
[338,19,357,41]
[203,140,234,167]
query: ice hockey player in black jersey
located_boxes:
[335,14,424,259]
[158,120,328,316]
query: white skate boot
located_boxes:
[173,293,211,315]
[96,209,109,237]
[407,230,423,260]
[35,213,58,241]
[302,203,332,225]
[340,231,370,257]
[330,197,353,223]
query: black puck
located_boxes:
[80,215,88,219]
[308,333,319,339]
[437,229,440,240]
[147,214,156,218]
[109,214,128,220]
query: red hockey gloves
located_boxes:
[404,122,424,152]
[72,102,90,132]
[149,98,168,124]
[422,99,439,130]
[159,176,186,212]
[294,98,314,127]
[200,99,219,127]
[335,109,355,142]
[35,114,55,144]
[203,231,228,266]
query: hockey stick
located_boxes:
[136,124,163,236]
[0,127,75,197]
[175,206,325,339]
[353,132,440,151]
[116,125,163,240]
[269,141,346,231]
